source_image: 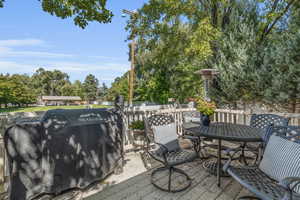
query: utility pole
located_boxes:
[129,40,135,106]
[122,9,138,106]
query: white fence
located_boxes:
[124,107,300,143]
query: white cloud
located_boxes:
[44,61,130,72]
[0,61,34,73]
[0,38,129,84]
[0,60,129,74]
[88,55,127,61]
[0,39,44,47]
[0,49,74,58]
[0,39,74,58]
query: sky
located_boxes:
[0,0,148,86]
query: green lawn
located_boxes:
[0,105,110,113]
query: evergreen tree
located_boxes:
[73,80,85,99]
[83,74,99,103]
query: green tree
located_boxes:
[10,75,36,106]
[125,0,221,103]
[73,80,85,99]
[31,68,70,96]
[0,75,13,108]
[106,73,129,101]
[127,0,300,106]
[258,31,300,112]
[209,0,300,111]
[0,74,36,107]
[98,83,108,101]
[83,74,99,103]
[0,0,113,28]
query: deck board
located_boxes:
[84,156,253,200]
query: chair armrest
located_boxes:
[147,142,169,164]
[222,147,242,172]
[181,135,199,140]
[279,177,300,200]
[279,177,300,190]
[154,142,169,152]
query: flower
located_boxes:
[196,98,216,116]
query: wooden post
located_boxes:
[129,41,135,106]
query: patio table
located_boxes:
[183,122,264,187]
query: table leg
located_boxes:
[217,139,221,187]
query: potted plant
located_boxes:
[196,98,216,126]
[129,120,146,148]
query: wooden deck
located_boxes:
[84,157,253,200]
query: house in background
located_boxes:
[39,96,84,106]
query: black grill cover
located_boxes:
[4,108,124,200]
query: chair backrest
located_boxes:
[145,114,179,151]
[183,111,201,123]
[250,114,289,130]
[250,114,289,142]
[259,126,300,194]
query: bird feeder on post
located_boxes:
[195,69,219,102]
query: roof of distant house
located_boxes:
[41,96,82,101]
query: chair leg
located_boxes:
[151,166,192,193]
[168,167,172,192]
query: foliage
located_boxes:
[0,68,105,108]
[0,0,113,28]
[210,22,260,106]
[125,0,225,103]
[208,0,300,112]
[83,74,99,102]
[258,30,300,111]
[72,80,85,99]
[32,68,71,96]
[129,120,145,130]
[106,72,129,101]
[0,74,37,107]
[196,98,216,116]
[121,0,300,108]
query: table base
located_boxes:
[202,159,230,177]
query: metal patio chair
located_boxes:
[145,114,197,192]
[241,114,289,164]
[182,111,203,155]
[224,126,300,200]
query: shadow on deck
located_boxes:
[84,154,252,200]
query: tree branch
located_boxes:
[260,0,296,43]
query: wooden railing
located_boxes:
[124,106,300,144]
[124,106,196,143]
[213,109,300,126]
[0,107,300,192]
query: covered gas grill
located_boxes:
[4,108,124,200]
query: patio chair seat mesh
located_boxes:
[152,148,197,166]
[228,167,286,200]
